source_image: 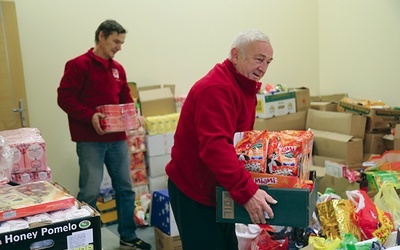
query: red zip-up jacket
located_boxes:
[165,59,261,206]
[57,48,133,142]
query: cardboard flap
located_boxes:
[306,108,366,139]
[254,111,306,131]
[307,108,351,131]
[139,88,174,102]
[311,129,353,142]
[138,84,175,94]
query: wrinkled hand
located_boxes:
[92,113,106,135]
[243,189,277,224]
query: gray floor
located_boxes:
[101,224,156,250]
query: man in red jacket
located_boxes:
[165,29,277,249]
[57,20,151,250]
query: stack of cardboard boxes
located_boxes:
[129,83,184,248]
[128,83,177,193]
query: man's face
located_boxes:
[231,41,273,81]
[98,31,125,59]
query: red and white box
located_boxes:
[0,181,75,222]
[96,103,139,132]
[11,166,52,184]
[130,151,146,170]
[0,128,47,173]
[130,168,149,187]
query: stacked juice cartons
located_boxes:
[144,113,179,193]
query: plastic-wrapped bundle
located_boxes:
[0,135,12,187]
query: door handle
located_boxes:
[12,99,27,127]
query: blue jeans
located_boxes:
[76,140,137,241]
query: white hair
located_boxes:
[229,29,270,59]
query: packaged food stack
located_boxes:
[96,102,139,132]
[234,129,314,188]
[126,116,151,226]
[126,116,148,188]
[0,128,52,184]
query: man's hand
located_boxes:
[243,189,277,224]
[92,113,106,135]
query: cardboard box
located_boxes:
[97,195,118,225]
[383,124,400,150]
[310,93,348,102]
[325,160,346,178]
[148,175,168,193]
[147,154,170,177]
[291,87,311,112]
[306,109,367,139]
[216,185,317,227]
[99,209,118,225]
[338,98,400,133]
[128,82,139,100]
[256,91,296,118]
[138,85,176,117]
[308,165,326,178]
[318,174,359,199]
[311,129,363,165]
[254,110,306,131]
[364,133,386,154]
[96,199,116,212]
[146,133,174,157]
[312,155,345,167]
[130,168,149,186]
[310,102,338,112]
[0,128,47,173]
[0,203,102,250]
[96,103,138,132]
[154,226,182,250]
[150,189,179,236]
[0,181,76,222]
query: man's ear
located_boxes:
[231,48,239,64]
[98,31,105,41]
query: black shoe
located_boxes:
[120,238,151,250]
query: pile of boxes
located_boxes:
[255,87,310,119]
[0,127,101,249]
[129,83,180,193]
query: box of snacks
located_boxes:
[216,129,317,227]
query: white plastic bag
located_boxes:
[236,223,260,250]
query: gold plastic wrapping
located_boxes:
[316,199,362,241]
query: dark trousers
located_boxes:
[168,179,238,250]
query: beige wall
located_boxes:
[319,0,400,105]
[13,0,398,196]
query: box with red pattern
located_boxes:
[130,151,146,170]
[130,168,148,187]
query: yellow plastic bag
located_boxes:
[374,181,400,228]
